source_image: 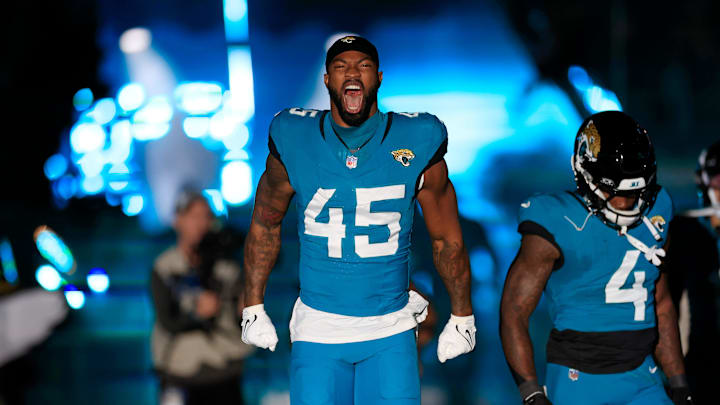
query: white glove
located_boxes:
[437,314,476,363]
[408,290,429,324]
[241,304,278,352]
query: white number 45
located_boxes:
[304,185,404,258]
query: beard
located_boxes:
[328,80,380,127]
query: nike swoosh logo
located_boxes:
[242,314,257,341]
[521,201,531,208]
[649,366,657,374]
[456,325,475,350]
[413,304,428,318]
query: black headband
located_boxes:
[325,36,379,71]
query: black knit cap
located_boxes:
[325,35,379,71]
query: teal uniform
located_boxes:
[518,189,674,405]
[270,108,447,404]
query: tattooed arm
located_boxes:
[243,154,295,307]
[500,234,558,385]
[654,269,685,378]
[416,159,472,316]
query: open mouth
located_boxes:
[343,83,363,114]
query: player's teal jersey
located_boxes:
[518,189,674,332]
[270,108,447,317]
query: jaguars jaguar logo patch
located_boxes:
[650,215,666,233]
[391,149,415,167]
[583,120,601,161]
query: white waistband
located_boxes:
[289,290,428,344]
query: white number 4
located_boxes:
[303,185,404,258]
[604,250,648,321]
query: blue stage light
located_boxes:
[223,0,249,42]
[87,268,110,293]
[200,135,225,151]
[119,27,152,54]
[223,149,250,161]
[117,82,146,112]
[132,123,171,141]
[70,122,106,154]
[63,285,85,309]
[568,65,592,91]
[203,189,228,217]
[56,175,78,200]
[105,193,121,207]
[80,175,104,195]
[133,95,173,124]
[106,120,134,163]
[88,98,117,125]
[175,82,223,115]
[584,86,622,113]
[44,154,68,181]
[73,88,94,112]
[222,123,250,151]
[33,226,76,274]
[76,151,105,178]
[226,46,255,123]
[0,239,18,284]
[209,110,236,140]
[107,163,130,191]
[220,160,252,205]
[36,265,63,291]
[122,194,144,216]
[182,117,210,138]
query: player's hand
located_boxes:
[195,291,220,319]
[241,304,278,351]
[523,393,552,405]
[519,381,552,405]
[670,386,694,405]
[408,290,429,324]
[437,314,476,363]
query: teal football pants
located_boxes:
[546,355,672,405]
[290,329,420,405]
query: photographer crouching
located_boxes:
[150,190,253,405]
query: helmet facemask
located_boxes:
[571,115,658,229]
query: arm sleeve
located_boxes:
[150,270,204,334]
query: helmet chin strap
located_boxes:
[619,220,665,266]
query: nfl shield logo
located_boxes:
[568,368,579,381]
[346,155,358,169]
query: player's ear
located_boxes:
[378,71,383,87]
[323,73,329,88]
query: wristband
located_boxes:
[518,379,544,400]
[668,374,688,388]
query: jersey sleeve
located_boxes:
[517,194,565,269]
[653,187,675,225]
[423,114,448,170]
[267,108,291,165]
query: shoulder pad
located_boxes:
[518,192,581,230]
[392,112,447,145]
[270,107,326,144]
[650,186,674,224]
